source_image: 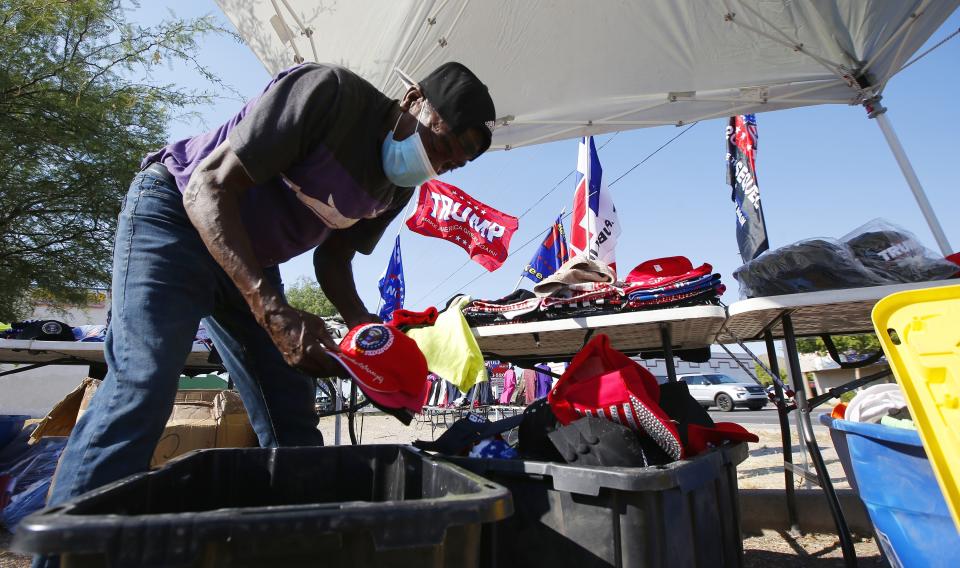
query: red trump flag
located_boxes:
[406,180,519,271]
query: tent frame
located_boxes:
[225,2,958,565]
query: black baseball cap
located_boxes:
[13,320,75,341]
[413,412,523,455]
[399,62,496,157]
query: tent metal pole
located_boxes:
[868,105,953,256]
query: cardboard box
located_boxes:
[31,379,258,467]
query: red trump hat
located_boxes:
[330,323,430,414]
[625,256,712,289]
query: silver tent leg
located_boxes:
[334,379,343,446]
[867,101,953,256]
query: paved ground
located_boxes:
[707,406,832,428]
[743,530,887,567]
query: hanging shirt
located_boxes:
[534,364,553,400]
[500,369,517,404]
[522,368,538,405]
[142,63,414,266]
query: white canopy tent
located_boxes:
[216,0,957,254]
[213,5,957,561]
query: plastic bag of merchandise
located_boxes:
[733,238,884,297]
[1,476,52,531]
[841,219,959,284]
[0,436,67,532]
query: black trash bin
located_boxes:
[450,442,748,568]
[13,445,512,568]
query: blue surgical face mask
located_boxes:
[381,105,437,187]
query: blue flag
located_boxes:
[522,215,570,283]
[377,236,405,321]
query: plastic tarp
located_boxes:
[216,0,958,150]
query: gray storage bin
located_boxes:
[450,442,748,568]
[14,445,513,568]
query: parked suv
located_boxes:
[678,373,768,411]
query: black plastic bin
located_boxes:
[449,442,748,568]
[13,444,513,568]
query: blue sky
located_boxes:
[135,3,960,315]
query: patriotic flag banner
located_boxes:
[522,214,570,283]
[570,136,621,271]
[406,179,519,271]
[725,114,769,263]
[377,235,405,321]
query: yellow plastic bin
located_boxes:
[872,283,960,532]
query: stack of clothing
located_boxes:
[534,255,624,319]
[621,256,725,311]
[461,289,541,325]
[460,255,724,327]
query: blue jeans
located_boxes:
[47,170,323,509]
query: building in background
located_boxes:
[637,349,756,384]
[799,353,892,395]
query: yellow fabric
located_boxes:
[406,296,486,393]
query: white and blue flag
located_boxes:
[570,136,621,271]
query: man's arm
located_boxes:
[183,139,344,376]
[314,232,381,329]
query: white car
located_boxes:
[678,373,769,412]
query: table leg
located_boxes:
[782,315,857,567]
[659,323,677,382]
[764,330,799,532]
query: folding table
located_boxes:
[0,339,223,377]
[472,305,728,382]
[719,280,953,566]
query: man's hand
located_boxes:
[183,140,347,379]
[262,301,346,377]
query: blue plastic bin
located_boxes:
[0,415,30,452]
[821,415,960,568]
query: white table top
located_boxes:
[719,280,955,343]
[0,339,221,369]
[471,305,727,360]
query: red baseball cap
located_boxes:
[685,423,759,456]
[625,256,712,289]
[329,323,430,414]
[548,334,684,461]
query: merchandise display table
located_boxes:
[471,305,727,375]
[720,280,950,342]
[0,339,222,374]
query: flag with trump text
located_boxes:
[406,180,519,271]
[725,113,769,263]
[570,136,621,271]
[522,215,570,283]
[377,235,405,321]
